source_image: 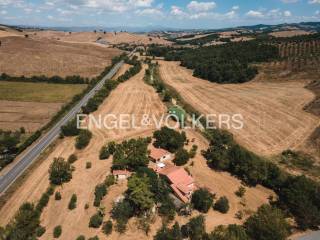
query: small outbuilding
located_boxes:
[112,170,131,180]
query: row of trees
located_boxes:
[203,129,320,230]
[0,73,89,84]
[154,204,290,240]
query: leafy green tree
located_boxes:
[36,226,46,237]
[75,130,92,150]
[4,203,40,240]
[181,215,206,240]
[68,194,77,210]
[235,186,246,198]
[55,192,62,200]
[191,188,214,213]
[244,204,290,240]
[49,157,72,185]
[173,148,190,166]
[89,212,104,228]
[111,200,134,233]
[209,224,249,240]
[126,175,154,213]
[154,222,182,240]
[102,220,113,236]
[67,154,78,164]
[99,146,110,160]
[214,196,230,214]
[61,118,80,136]
[53,225,62,238]
[153,127,186,153]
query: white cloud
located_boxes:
[47,15,54,19]
[187,1,216,12]
[309,0,320,3]
[224,10,237,19]
[170,5,186,17]
[284,10,292,17]
[246,10,264,18]
[135,7,163,16]
[232,6,239,10]
[1,10,7,14]
[316,10,320,14]
[129,0,153,7]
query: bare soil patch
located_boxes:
[159,61,319,156]
[0,100,62,132]
[0,36,122,78]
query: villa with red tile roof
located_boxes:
[157,164,195,203]
[149,147,172,162]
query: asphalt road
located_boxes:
[0,52,133,195]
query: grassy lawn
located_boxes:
[0,81,87,103]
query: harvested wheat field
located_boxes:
[159,61,319,156]
[0,36,122,78]
[269,30,312,38]
[0,65,167,239]
[112,63,132,80]
[0,101,62,132]
[30,30,172,45]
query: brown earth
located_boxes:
[0,100,62,132]
[29,31,172,45]
[0,36,122,78]
[158,61,319,156]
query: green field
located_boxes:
[0,81,87,103]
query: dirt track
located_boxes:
[159,61,319,156]
[0,36,121,78]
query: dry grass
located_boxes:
[158,60,319,156]
[0,81,86,103]
[0,36,122,78]
[29,30,172,45]
[0,100,62,132]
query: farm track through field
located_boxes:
[159,61,319,156]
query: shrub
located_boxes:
[173,148,190,166]
[76,235,86,240]
[94,183,107,207]
[55,191,62,200]
[89,212,104,228]
[68,194,77,210]
[181,215,206,240]
[235,186,246,198]
[107,141,116,154]
[214,196,230,214]
[36,192,50,212]
[189,145,198,158]
[84,203,89,209]
[49,157,72,185]
[99,146,110,160]
[36,226,46,237]
[53,225,62,238]
[86,162,92,169]
[47,186,55,195]
[75,130,92,150]
[191,188,214,213]
[102,220,113,236]
[68,154,78,164]
[88,236,99,240]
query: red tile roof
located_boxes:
[149,148,169,160]
[112,170,131,176]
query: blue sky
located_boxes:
[0,0,320,29]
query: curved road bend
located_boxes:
[0,51,134,195]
